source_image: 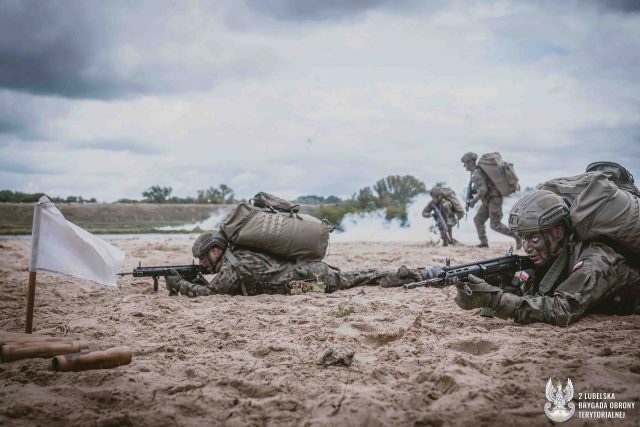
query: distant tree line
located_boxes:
[117,184,237,204]
[2,176,428,230]
[293,195,342,204]
[0,190,96,203]
[313,175,427,229]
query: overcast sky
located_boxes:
[1,0,639,202]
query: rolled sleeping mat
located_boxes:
[0,331,78,345]
[52,346,132,372]
[1,341,90,363]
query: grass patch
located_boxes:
[328,304,366,318]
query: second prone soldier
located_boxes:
[165,231,437,297]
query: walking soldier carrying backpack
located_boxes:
[461,152,522,249]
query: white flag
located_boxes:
[28,196,125,287]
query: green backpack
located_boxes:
[539,172,640,259]
[478,152,520,197]
[219,192,331,262]
[441,187,465,219]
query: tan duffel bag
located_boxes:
[539,172,640,258]
[220,193,330,262]
[477,152,520,197]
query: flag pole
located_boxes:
[26,198,43,334]
[25,272,37,333]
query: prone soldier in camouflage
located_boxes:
[422,186,463,246]
[453,190,640,326]
[461,152,522,249]
[165,230,433,297]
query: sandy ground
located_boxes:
[1,237,639,427]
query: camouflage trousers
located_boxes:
[340,266,425,289]
[474,196,517,245]
[274,262,426,294]
[439,202,458,245]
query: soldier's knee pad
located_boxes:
[293,262,341,293]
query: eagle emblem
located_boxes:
[544,378,575,422]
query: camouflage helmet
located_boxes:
[508,190,570,234]
[192,230,228,258]
[461,152,478,163]
[429,186,443,198]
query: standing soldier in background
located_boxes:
[461,152,522,249]
[422,186,464,246]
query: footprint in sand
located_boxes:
[364,329,406,347]
[447,338,499,356]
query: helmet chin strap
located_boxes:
[540,228,567,266]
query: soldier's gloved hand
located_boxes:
[165,269,184,295]
[192,275,210,287]
[454,274,503,310]
[423,211,432,218]
[468,199,477,209]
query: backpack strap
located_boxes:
[538,246,568,294]
[223,249,250,296]
[538,238,582,294]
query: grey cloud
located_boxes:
[568,125,640,172]
[69,140,163,155]
[242,0,425,22]
[0,1,275,100]
[583,0,640,12]
[0,158,64,176]
[0,1,113,98]
[0,90,74,140]
[0,119,29,137]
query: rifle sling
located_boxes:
[538,246,568,294]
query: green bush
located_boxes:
[313,203,363,230]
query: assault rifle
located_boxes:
[465,179,477,219]
[403,249,533,290]
[427,205,452,244]
[118,262,204,292]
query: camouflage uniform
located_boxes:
[422,188,461,245]
[170,248,425,297]
[500,241,640,326]
[469,167,518,245]
[455,190,640,326]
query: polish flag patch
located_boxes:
[572,261,584,272]
[518,271,530,282]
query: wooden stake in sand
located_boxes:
[25,197,43,334]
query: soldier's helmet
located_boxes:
[429,186,443,198]
[585,161,634,184]
[192,230,228,258]
[508,190,570,234]
[460,152,478,163]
